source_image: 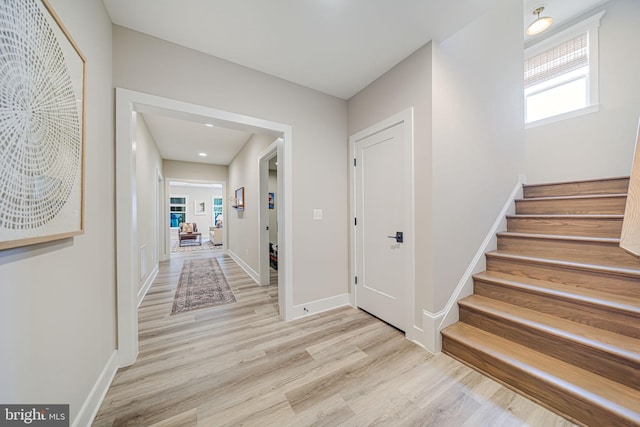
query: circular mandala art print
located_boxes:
[0,0,83,235]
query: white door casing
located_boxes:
[258,139,281,287]
[351,109,415,334]
[115,88,293,367]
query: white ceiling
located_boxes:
[141,113,253,166]
[102,0,507,100]
[104,0,607,166]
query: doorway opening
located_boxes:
[258,140,282,288]
[167,180,225,256]
[115,89,293,367]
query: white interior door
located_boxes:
[354,122,407,331]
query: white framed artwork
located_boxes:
[195,200,206,215]
[0,0,86,250]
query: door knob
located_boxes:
[387,231,403,243]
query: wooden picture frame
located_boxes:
[0,0,86,250]
[234,187,245,210]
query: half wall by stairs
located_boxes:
[441,177,640,427]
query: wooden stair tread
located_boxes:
[523,177,629,189]
[517,194,627,202]
[460,294,640,360]
[474,270,640,316]
[486,251,640,278]
[496,233,640,269]
[523,176,629,187]
[506,214,624,219]
[497,231,620,244]
[442,323,640,419]
[506,214,624,238]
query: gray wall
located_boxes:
[227,134,275,273]
[0,0,115,422]
[525,0,640,183]
[113,26,349,305]
[163,159,228,183]
[431,0,524,311]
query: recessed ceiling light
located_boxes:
[198,152,207,157]
[205,123,214,127]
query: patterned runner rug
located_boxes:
[171,257,236,314]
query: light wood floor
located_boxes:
[93,250,576,426]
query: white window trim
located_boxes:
[525,10,605,128]
[526,104,600,129]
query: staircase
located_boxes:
[441,177,640,427]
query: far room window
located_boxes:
[213,197,223,226]
[169,196,186,228]
[524,11,604,126]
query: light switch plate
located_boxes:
[313,209,323,220]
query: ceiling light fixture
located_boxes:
[205,123,214,127]
[198,152,207,157]
[525,6,553,36]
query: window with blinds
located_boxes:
[525,33,587,89]
[524,11,604,126]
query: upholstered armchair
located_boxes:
[178,222,200,246]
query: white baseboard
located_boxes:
[137,264,158,307]
[417,309,446,353]
[290,293,351,320]
[406,324,429,351]
[424,177,524,353]
[72,350,118,427]
[227,250,260,283]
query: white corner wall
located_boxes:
[114,27,349,307]
[525,0,640,183]
[0,0,116,424]
[431,0,524,312]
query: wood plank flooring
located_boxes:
[93,250,576,426]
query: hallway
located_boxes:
[93,252,574,426]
